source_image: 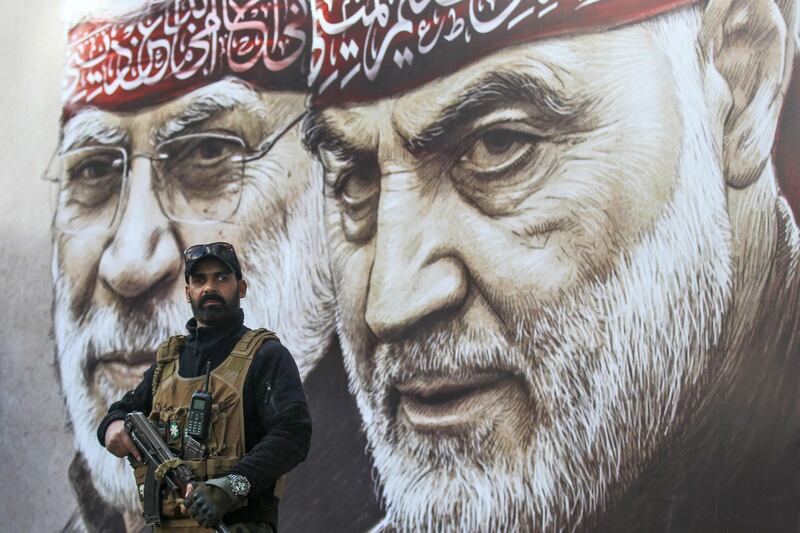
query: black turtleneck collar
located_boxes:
[182,308,246,377]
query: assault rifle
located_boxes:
[125,411,230,533]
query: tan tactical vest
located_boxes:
[133,329,280,532]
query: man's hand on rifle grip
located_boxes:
[104,419,142,461]
[185,481,239,528]
[180,483,195,515]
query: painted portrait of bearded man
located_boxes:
[51,1,379,531]
[305,0,800,531]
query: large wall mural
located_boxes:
[52,0,799,532]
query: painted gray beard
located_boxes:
[339,97,733,532]
[347,206,730,532]
[52,280,186,512]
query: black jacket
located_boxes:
[97,309,312,528]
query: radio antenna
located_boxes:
[203,361,211,393]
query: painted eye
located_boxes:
[165,135,244,167]
[317,146,379,208]
[338,168,380,243]
[61,148,124,208]
[195,138,231,161]
[318,146,380,243]
[459,127,539,176]
[67,152,123,185]
[340,168,379,208]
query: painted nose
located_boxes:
[365,171,468,341]
[98,158,181,300]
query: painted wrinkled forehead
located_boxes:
[309,0,701,107]
[62,0,311,121]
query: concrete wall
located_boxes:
[0,2,72,531]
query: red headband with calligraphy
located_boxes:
[310,0,702,107]
[63,0,311,120]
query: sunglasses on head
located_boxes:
[183,242,236,261]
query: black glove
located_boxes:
[184,482,237,528]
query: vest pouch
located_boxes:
[179,457,237,480]
[152,405,183,446]
[185,459,207,481]
[207,398,235,456]
[169,408,187,448]
[205,456,239,477]
[149,404,168,441]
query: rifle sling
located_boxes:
[154,457,187,482]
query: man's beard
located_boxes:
[52,159,334,515]
[190,291,240,326]
[337,11,733,533]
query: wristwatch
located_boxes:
[226,474,251,498]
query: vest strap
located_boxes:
[217,329,279,385]
[229,328,279,359]
[225,328,286,500]
[152,336,186,398]
[157,335,186,363]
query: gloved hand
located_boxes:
[184,481,239,528]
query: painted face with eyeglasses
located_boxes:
[51,91,305,233]
[49,78,334,517]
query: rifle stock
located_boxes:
[125,411,230,533]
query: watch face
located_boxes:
[228,474,250,497]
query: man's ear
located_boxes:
[238,279,247,298]
[700,0,798,188]
[185,285,190,303]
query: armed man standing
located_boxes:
[98,242,312,533]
